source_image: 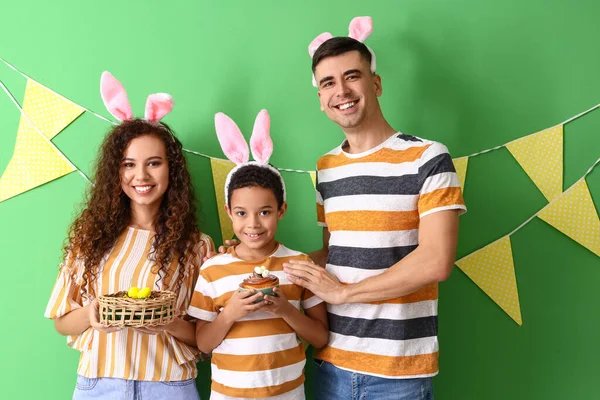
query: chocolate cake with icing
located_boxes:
[240,266,279,290]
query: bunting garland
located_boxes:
[538,179,600,257]
[506,125,563,202]
[210,158,236,243]
[308,171,317,190]
[0,79,84,202]
[1,57,600,327]
[455,236,522,325]
[452,157,469,192]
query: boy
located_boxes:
[188,111,328,400]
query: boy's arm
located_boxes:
[293,302,329,349]
[195,313,236,354]
[263,288,329,349]
[194,290,265,353]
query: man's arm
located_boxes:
[341,210,458,303]
[307,228,330,267]
[284,210,459,304]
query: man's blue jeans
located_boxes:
[314,359,433,400]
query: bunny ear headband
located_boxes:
[308,16,376,87]
[214,109,286,205]
[100,71,174,123]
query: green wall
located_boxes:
[1,1,599,399]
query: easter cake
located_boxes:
[239,266,279,301]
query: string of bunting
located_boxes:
[1,57,599,326]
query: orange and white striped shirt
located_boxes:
[45,227,214,381]
[315,133,466,378]
[187,244,323,399]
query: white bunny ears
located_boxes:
[308,16,376,87]
[100,71,174,123]
[214,109,286,205]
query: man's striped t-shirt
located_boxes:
[314,133,466,378]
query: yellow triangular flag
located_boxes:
[506,125,563,202]
[21,79,84,139]
[0,119,75,202]
[452,157,468,192]
[308,171,317,190]
[538,179,600,257]
[210,158,236,244]
[456,236,522,325]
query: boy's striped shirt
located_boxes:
[188,244,322,399]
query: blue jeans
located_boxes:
[313,359,433,400]
[72,375,201,400]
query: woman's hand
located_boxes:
[89,299,122,333]
[132,311,181,335]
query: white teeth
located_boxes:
[247,233,261,238]
[339,101,356,110]
[134,186,152,193]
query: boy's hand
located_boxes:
[221,289,265,323]
[263,288,293,318]
[203,239,240,263]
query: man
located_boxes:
[282,18,466,400]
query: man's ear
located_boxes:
[225,205,233,220]
[318,91,325,111]
[374,74,382,97]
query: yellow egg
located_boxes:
[127,287,140,298]
[137,287,152,299]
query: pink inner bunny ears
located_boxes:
[348,16,373,42]
[308,16,376,87]
[214,109,273,166]
[100,71,174,123]
[308,32,335,59]
[215,109,286,204]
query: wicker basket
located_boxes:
[98,290,177,327]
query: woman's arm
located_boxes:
[54,299,121,335]
[54,305,91,336]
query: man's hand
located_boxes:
[283,260,346,304]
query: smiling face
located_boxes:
[226,185,287,259]
[314,50,382,130]
[119,134,169,209]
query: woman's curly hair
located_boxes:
[65,119,199,297]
